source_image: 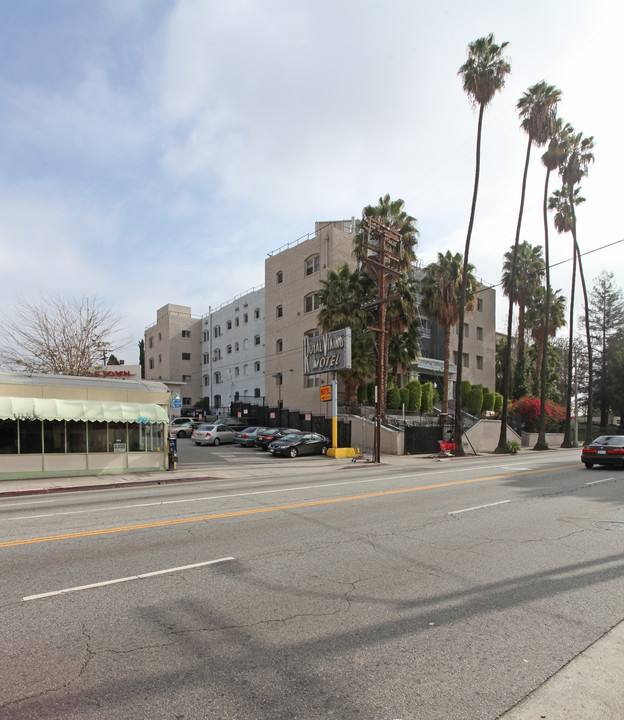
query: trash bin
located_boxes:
[168,436,178,470]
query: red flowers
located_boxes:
[510,397,566,432]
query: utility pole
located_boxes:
[361,217,402,463]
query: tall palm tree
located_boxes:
[501,241,545,358]
[496,81,562,453]
[560,130,596,443]
[420,251,477,415]
[455,33,510,454]
[548,185,584,445]
[535,119,573,449]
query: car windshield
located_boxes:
[592,436,624,445]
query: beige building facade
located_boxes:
[144,304,202,414]
[264,220,357,413]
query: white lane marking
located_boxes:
[22,557,234,602]
[585,477,614,485]
[1,460,555,523]
[449,500,511,515]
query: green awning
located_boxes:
[0,397,169,424]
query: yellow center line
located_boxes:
[1,464,579,548]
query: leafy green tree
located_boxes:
[497,81,562,453]
[420,250,477,415]
[526,286,567,383]
[587,272,624,428]
[456,33,510,453]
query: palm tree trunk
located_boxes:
[454,103,485,456]
[571,199,593,444]
[535,168,552,449]
[496,137,532,452]
[561,243,577,447]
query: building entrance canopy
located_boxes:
[0,397,169,424]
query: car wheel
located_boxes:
[321,446,327,455]
[584,462,594,468]
[177,431,186,438]
[289,447,298,458]
[213,438,220,446]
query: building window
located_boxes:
[304,293,319,313]
[226,345,232,354]
[276,339,283,353]
[463,353,469,368]
[158,354,162,363]
[254,308,260,320]
[182,375,191,382]
[243,313,248,323]
[148,336,153,348]
[305,328,319,338]
[182,353,191,361]
[214,394,221,408]
[158,332,162,341]
[226,320,232,330]
[235,317,239,327]
[254,361,261,372]
[213,349,221,361]
[204,375,209,386]
[203,353,209,364]
[305,254,320,276]
[182,330,191,338]
[254,388,261,398]
[234,391,240,402]
[476,355,484,370]
[463,323,469,338]
[477,298,483,312]
[276,271,283,284]
[476,326,484,341]
[276,305,283,318]
[202,330,209,342]
[214,372,221,384]
[254,335,261,345]
[149,358,154,370]
[235,367,240,376]
[182,397,192,406]
[235,342,239,352]
[305,375,321,388]
[214,325,221,338]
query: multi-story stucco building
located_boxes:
[264,220,357,413]
[144,304,202,413]
[201,286,265,411]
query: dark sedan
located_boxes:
[268,432,329,458]
[254,427,301,451]
[581,435,624,468]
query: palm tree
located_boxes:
[317,265,376,407]
[560,130,596,443]
[420,251,477,415]
[548,185,584,445]
[525,286,567,381]
[496,81,562,453]
[534,119,572,449]
[455,33,510,455]
[501,241,545,358]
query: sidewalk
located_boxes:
[2,449,621,718]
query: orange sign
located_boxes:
[320,385,332,401]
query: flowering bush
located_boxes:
[510,397,566,432]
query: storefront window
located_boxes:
[67,421,86,453]
[88,422,108,453]
[44,420,66,453]
[148,424,164,452]
[0,419,18,454]
[128,423,146,452]
[19,421,43,454]
[108,422,127,453]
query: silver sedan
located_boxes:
[191,424,235,446]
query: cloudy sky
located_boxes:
[1,0,622,364]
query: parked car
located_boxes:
[191,424,235,446]
[233,426,269,447]
[268,432,330,458]
[254,427,301,451]
[581,435,624,468]
[169,421,199,438]
[213,418,249,431]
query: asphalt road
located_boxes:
[1,449,622,719]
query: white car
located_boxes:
[191,424,235,446]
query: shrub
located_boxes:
[466,386,483,415]
[400,387,410,410]
[387,385,401,410]
[494,393,503,415]
[406,380,421,412]
[421,382,433,413]
[510,396,566,432]
[461,380,472,407]
[367,381,376,405]
[482,390,495,413]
